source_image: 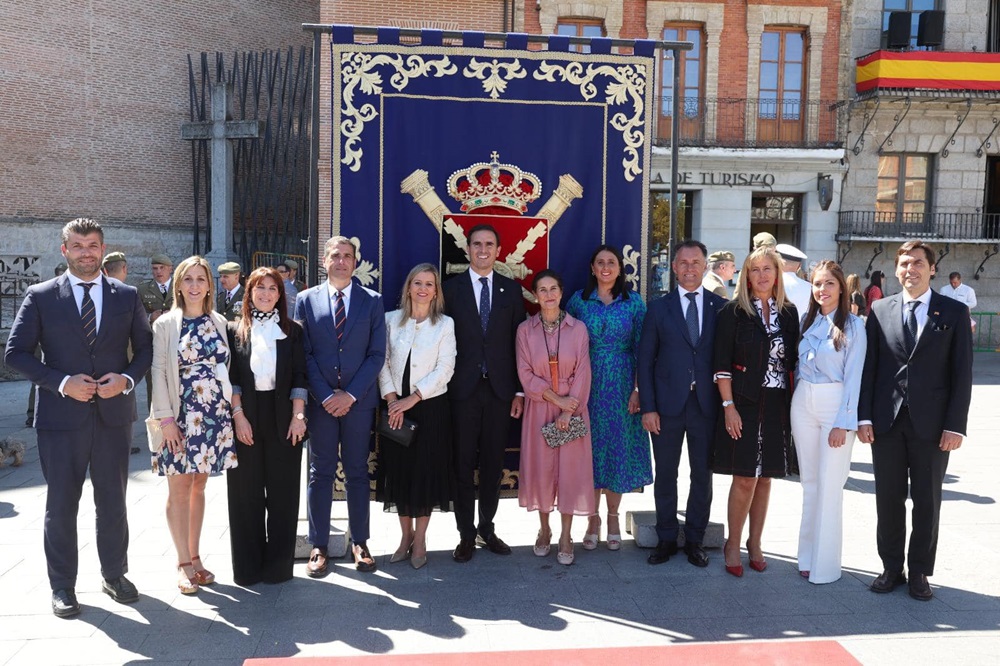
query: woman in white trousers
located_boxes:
[791,260,866,584]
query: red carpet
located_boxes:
[246,640,859,665]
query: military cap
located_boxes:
[102,251,126,266]
[775,243,807,262]
[54,262,68,276]
[708,250,735,263]
[752,232,777,249]
[218,262,241,274]
[283,259,298,270]
[150,253,173,266]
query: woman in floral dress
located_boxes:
[151,256,237,594]
[566,245,650,551]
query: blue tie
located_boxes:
[685,292,700,343]
[479,277,490,334]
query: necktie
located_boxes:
[904,300,919,355]
[224,291,232,309]
[160,283,167,295]
[479,277,491,334]
[80,282,97,348]
[334,291,346,341]
[685,292,700,343]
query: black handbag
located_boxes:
[377,409,418,447]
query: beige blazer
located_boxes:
[378,310,456,401]
[150,309,232,420]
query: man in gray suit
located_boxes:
[5,218,152,617]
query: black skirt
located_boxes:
[712,387,792,478]
[375,360,455,516]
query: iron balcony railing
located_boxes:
[653,97,846,149]
[837,210,1000,241]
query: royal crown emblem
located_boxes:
[447,151,542,214]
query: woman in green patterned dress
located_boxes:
[566,245,651,550]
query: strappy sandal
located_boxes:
[177,562,200,595]
[556,537,574,566]
[191,555,215,585]
[533,529,552,557]
[582,515,600,551]
[606,512,622,551]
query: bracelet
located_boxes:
[232,406,244,415]
[160,417,175,425]
[387,400,397,407]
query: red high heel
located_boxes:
[746,540,767,572]
[724,541,743,577]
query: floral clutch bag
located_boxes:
[540,415,588,449]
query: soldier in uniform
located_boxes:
[703,250,735,300]
[137,253,173,409]
[284,259,306,293]
[216,261,244,321]
[102,251,128,283]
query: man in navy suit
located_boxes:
[638,240,726,567]
[295,236,386,575]
[858,240,973,601]
[443,224,525,562]
[5,218,152,617]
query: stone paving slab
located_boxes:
[1,355,999,665]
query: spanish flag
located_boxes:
[856,50,1000,93]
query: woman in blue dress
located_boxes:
[151,256,237,594]
[567,245,651,550]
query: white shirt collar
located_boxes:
[902,288,932,307]
[67,272,104,288]
[677,284,703,298]
[469,268,494,284]
[327,280,353,299]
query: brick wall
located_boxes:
[1,0,318,233]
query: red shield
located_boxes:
[441,214,549,312]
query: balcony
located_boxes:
[653,97,845,150]
[837,210,1000,242]
[856,50,1000,98]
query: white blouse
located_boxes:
[249,318,286,391]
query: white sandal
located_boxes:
[533,529,552,557]
[606,512,622,551]
[557,538,574,566]
[582,515,600,551]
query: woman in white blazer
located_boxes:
[377,263,456,570]
[150,256,236,594]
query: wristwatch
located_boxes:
[721,400,734,408]
[294,413,306,421]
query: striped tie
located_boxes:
[80,282,97,348]
[334,291,346,341]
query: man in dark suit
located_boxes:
[638,240,726,567]
[295,236,385,575]
[443,224,525,562]
[5,218,152,617]
[858,240,973,601]
[216,261,244,321]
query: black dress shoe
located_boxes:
[476,533,512,555]
[453,538,476,562]
[908,573,933,601]
[52,588,80,618]
[870,570,906,593]
[647,540,678,565]
[683,542,710,568]
[130,446,141,455]
[352,542,377,573]
[102,576,139,604]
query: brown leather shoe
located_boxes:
[306,547,328,578]
[908,573,933,601]
[870,569,906,593]
[352,542,377,573]
[453,538,476,562]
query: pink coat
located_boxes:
[515,313,596,516]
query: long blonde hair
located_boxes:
[171,256,215,316]
[735,247,789,316]
[398,263,445,325]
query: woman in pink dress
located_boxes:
[516,270,596,566]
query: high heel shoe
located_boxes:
[723,542,743,577]
[390,545,412,563]
[177,562,200,595]
[606,512,622,551]
[191,555,215,585]
[746,540,767,572]
[582,515,600,551]
[800,570,810,579]
[533,529,552,557]
[411,554,427,570]
[556,538,574,566]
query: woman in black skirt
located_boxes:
[377,263,456,569]
[713,247,799,577]
[226,267,308,585]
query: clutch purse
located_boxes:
[540,415,588,449]
[145,415,164,453]
[377,409,418,447]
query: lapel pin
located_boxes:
[933,311,939,316]
[499,288,504,293]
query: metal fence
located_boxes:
[652,97,846,149]
[838,211,1000,241]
